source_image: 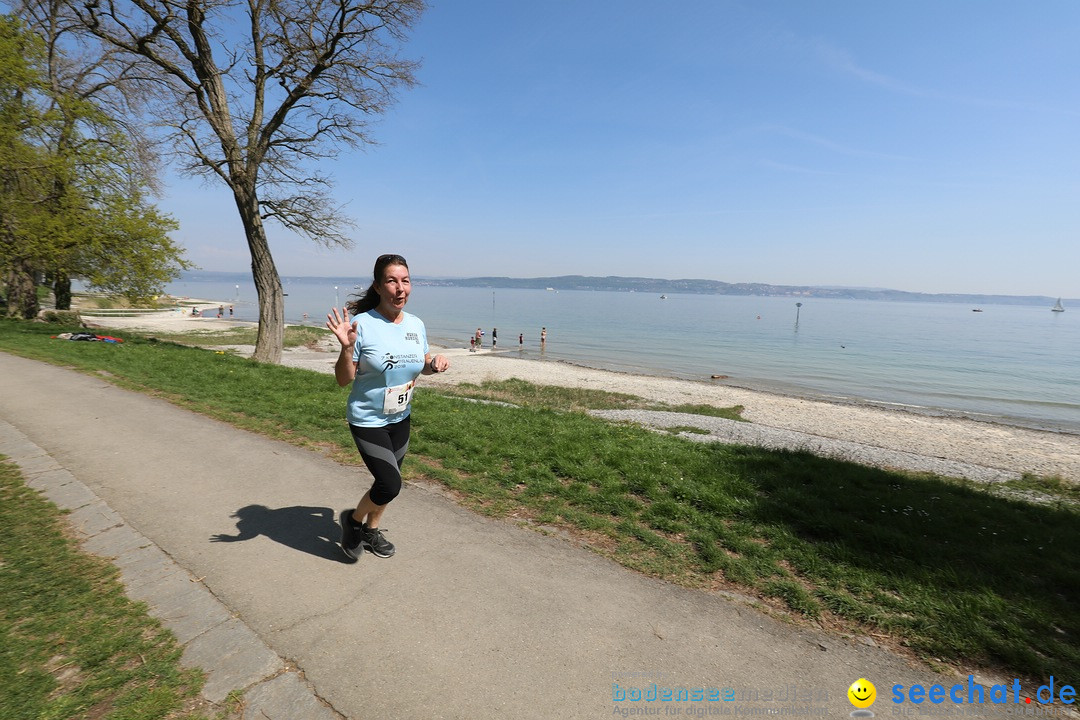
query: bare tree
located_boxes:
[75,0,425,362]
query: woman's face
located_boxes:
[376,263,411,311]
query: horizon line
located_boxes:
[174,270,1072,303]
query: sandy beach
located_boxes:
[80,306,1080,483]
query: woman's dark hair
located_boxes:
[346,254,409,316]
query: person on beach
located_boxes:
[518,332,523,348]
[475,327,483,348]
[229,305,234,317]
[492,328,497,349]
[326,254,449,561]
[217,305,224,318]
[540,327,547,346]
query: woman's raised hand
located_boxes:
[326,307,357,348]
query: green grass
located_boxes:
[438,377,658,411]
[439,377,745,420]
[999,473,1080,503]
[1,317,1077,685]
[0,458,218,720]
[665,426,712,435]
[140,324,330,349]
[661,402,746,419]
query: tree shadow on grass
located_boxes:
[716,445,1080,680]
[211,505,350,563]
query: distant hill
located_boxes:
[420,275,1068,307]
[177,271,1071,307]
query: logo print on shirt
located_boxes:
[382,353,398,372]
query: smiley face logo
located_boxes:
[848,678,876,709]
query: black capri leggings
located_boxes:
[349,416,410,506]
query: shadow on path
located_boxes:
[211,505,348,563]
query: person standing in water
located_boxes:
[326,254,449,561]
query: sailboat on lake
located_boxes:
[1051,298,1065,313]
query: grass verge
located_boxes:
[135,324,329,349]
[438,377,745,420]
[0,458,221,720]
[0,318,1076,686]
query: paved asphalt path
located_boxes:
[0,352,1026,719]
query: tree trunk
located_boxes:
[233,183,284,364]
[5,259,40,319]
[53,272,72,310]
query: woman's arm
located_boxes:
[326,307,359,387]
[422,352,450,375]
[334,345,357,387]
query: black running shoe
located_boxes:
[339,509,363,561]
[361,524,395,558]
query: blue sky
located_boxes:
[164,1,1080,297]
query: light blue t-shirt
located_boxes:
[347,309,428,427]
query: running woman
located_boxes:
[326,254,449,561]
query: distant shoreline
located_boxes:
[172,270,1075,308]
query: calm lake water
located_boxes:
[165,275,1080,434]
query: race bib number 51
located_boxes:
[383,381,415,414]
